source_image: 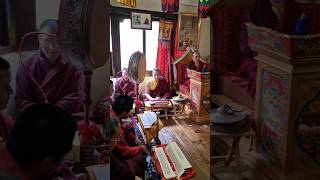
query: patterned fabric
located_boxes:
[161,0,179,13]
[156,19,174,88]
[116,0,136,8]
[199,0,210,18]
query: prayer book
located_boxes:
[138,111,157,128]
[153,142,193,179]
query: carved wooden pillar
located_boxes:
[247,23,320,180]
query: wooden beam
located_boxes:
[111,6,178,21]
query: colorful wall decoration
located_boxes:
[198,0,210,18]
[296,89,320,164]
[117,0,137,8]
[260,70,289,168]
[178,13,200,50]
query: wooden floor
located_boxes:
[158,115,211,180]
[212,95,256,180]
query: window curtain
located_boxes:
[173,24,186,86]
[199,0,210,18]
[161,0,179,13]
[156,19,174,88]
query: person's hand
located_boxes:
[0,137,3,143]
[76,173,87,180]
[135,176,143,180]
[140,145,150,154]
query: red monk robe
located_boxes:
[145,77,171,100]
[238,0,302,97]
[110,109,144,158]
[114,78,136,98]
[184,60,209,90]
[0,144,29,179]
[0,112,14,142]
[15,50,84,114]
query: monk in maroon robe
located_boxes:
[0,57,14,142]
[0,104,77,179]
[15,19,83,114]
[113,68,136,99]
[144,68,171,101]
[184,50,209,89]
[108,117,144,180]
[238,0,302,97]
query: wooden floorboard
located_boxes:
[159,116,210,180]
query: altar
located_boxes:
[188,69,210,123]
[246,22,320,180]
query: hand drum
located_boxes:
[58,0,108,71]
[128,51,146,83]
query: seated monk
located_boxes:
[113,68,136,99]
[238,0,302,97]
[144,68,171,101]
[15,19,84,114]
[111,95,147,179]
[112,95,148,152]
[0,57,14,143]
[184,50,209,89]
[108,116,144,180]
[0,104,77,179]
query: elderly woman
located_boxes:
[144,68,171,101]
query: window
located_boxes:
[120,19,143,69]
[146,21,159,71]
[119,19,159,71]
[0,0,9,47]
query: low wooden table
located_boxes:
[170,99,190,119]
[211,129,255,179]
[144,100,172,120]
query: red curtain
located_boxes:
[161,0,179,13]
[156,19,174,88]
[173,24,186,86]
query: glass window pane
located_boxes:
[146,21,159,71]
[119,19,143,69]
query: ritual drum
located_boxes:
[58,0,108,71]
[128,51,146,83]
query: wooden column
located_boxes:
[188,69,210,123]
[247,23,320,180]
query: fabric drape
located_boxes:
[156,19,174,88]
[199,0,210,18]
[161,0,179,13]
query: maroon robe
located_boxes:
[111,150,145,179]
[114,78,136,98]
[15,50,84,114]
[238,0,302,97]
[0,112,14,142]
[184,61,208,89]
[238,0,278,97]
[148,77,171,99]
[0,144,29,179]
[114,128,143,159]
